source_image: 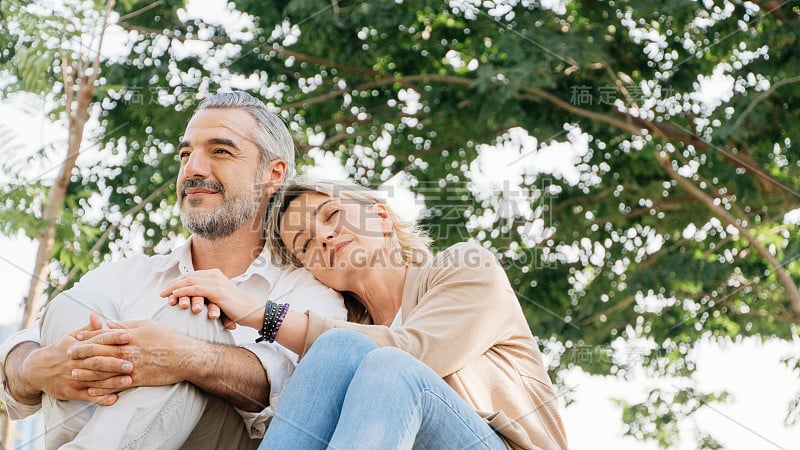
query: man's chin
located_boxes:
[183,197,221,208]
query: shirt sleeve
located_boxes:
[230,269,346,438]
[0,326,43,419]
[0,261,125,421]
[302,243,517,377]
[232,342,295,438]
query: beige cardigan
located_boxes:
[302,242,568,450]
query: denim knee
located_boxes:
[313,328,374,350]
[302,328,377,369]
[358,347,422,379]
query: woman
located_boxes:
[161,180,568,450]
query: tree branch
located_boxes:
[601,58,638,110]
[516,88,644,134]
[619,113,792,196]
[269,47,385,79]
[580,295,634,326]
[115,22,386,79]
[551,189,614,214]
[109,22,795,198]
[747,0,790,21]
[281,74,470,111]
[117,0,163,22]
[657,151,800,319]
[734,75,800,128]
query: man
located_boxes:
[0,91,346,448]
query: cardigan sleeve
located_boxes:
[302,243,521,377]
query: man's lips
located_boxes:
[183,187,219,197]
[330,241,351,266]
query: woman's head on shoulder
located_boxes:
[267,178,432,280]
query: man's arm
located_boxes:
[185,340,269,412]
[5,342,47,406]
[6,341,126,407]
[73,320,270,412]
[1,315,133,415]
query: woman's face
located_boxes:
[279,191,394,290]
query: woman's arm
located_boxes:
[299,243,520,376]
[161,269,311,355]
[162,243,520,375]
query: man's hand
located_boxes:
[8,313,133,406]
[76,319,271,413]
[70,320,200,394]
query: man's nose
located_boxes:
[183,151,211,178]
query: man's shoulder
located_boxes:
[272,263,323,286]
[268,264,346,318]
[81,252,173,278]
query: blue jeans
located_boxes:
[260,329,507,450]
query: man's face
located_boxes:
[176,108,264,240]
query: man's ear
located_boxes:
[260,159,288,197]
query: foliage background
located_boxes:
[0,0,798,448]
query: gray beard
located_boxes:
[180,190,260,241]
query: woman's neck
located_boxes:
[350,257,408,326]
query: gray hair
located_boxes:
[197,91,296,178]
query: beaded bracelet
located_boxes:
[268,302,290,343]
[256,300,290,343]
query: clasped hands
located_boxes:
[32,270,256,407]
[36,313,190,406]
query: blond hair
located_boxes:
[266,179,432,322]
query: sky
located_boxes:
[1,0,799,448]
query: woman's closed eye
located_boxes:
[325,209,340,223]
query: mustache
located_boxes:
[180,179,225,198]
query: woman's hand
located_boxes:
[160,269,265,330]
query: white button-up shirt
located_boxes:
[0,237,346,438]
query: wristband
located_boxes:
[256,300,289,343]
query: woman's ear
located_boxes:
[371,203,394,235]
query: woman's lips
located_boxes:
[330,241,351,266]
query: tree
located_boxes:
[1,0,798,447]
[0,0,118,445]
[0,0,185,445]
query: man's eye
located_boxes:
[179,151,191,159]
[213,148,230,155]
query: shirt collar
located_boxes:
[235,241,283,284]
[153,235,284,284]
[153,237,193,274]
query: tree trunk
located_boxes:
[2,73,92,450]
[0,4,115,447]
[20,79,92,330]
